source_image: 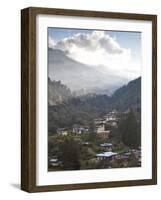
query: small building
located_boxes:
[72,124,88,134]
[96,151,118,161]
[137,158,141,167]
[96,123,105,133]
[110,121,118,127]
[105,120,118,129]
[57,128,68,136]
[94,118,105,125]
[49,158,61,167]
[100,143,113,151]
[119,152,131,160]
[97,130,110,140]
[130,149,141,159]
[124,152,131,157]
[104,109,119,122]
[82,141,90,146]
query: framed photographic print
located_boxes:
[21,7,157,192]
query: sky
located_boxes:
[48,27,142,81]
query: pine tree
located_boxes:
[58,136,81,170]
[88,122,96,142]
[119,108,140,148]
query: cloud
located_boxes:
[53,31,124,54]
[48,36,56,49]
[49,30,141,80]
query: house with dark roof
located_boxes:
[100,143,113,151]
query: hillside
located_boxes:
[111,77,141,112]
[48,77,141,132]
[48,48,128,94]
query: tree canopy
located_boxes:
[118,108,141,148]
[58,136,81,170]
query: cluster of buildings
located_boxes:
[96,143,118,161]
[94,109,120,140]
[57,109,122,138]
[57,124,89,136]
[49,141,141,168]
[96,142,141,167]
[49,109,141,169]
[96,142,141,168]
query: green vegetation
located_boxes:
[58,136,81,170]
[48,78,141,171]
[111,77,141,113]
[118,108,141,148]
[112,143,130,154]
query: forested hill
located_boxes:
[48,77,141,132]
[111,77,141,112]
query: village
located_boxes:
[48,109,141,170]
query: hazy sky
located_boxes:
[48,27,141,80]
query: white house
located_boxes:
[49,158,61,167]
[96,123,105,133]
[95,123,110,140]
[96,151,118,160]
[72,124,88,134]
[104,109,119,122]
[57,128,68,136]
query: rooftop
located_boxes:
[96,151,118,158]
[100,143,113,147]
[97,130,110,134]
[50,158,58,163]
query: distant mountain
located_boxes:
[48,78,72,106]
[48,77,141,132]
[48,48,128,95]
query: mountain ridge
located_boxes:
[48,48,129,94]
